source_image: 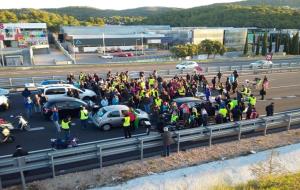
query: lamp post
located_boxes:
[135,39,140,55]
[0,40,4,67]
[72,37,76,64]
[141,33,144,55]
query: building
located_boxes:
[60,25,171,53]
[192,28,224,45]
[0,23,49,49]
[224,28,248,50]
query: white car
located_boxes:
[90,105,150,131]
[0,88,9,96]
[25,79,66,88]
[40,86,97,102]
[176,61,198,70]
[250,60,273,68]
[99,54,113,59]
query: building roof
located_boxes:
[69,34,165,39]
[61,25,171,36]
[2,23,47,29]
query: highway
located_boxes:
[0,71,300,156]
[0,56,300,78]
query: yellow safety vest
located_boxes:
[140,82,146,89]
[171,114,178,123]
[178,87,186,96]
[61,120,70,130]
[219,108,227,118]
[2,128,10,136]
[123,116,130,127]
[155,98,162,107]
[149,78,155,86]
[229,102,234,110]
[249,97,256,106]
[79,73,85,81]
[80,109,88,120]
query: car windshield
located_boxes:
[97,108,108,117]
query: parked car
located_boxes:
[0,88,9,96]
[249,60,273,68]
[39,85,97,101]
[125,52,134,57]
[99,54,114,59]
[176,61,199,70]
[42,97,89,119]
[25,80,66,88]
[172,97,204,108]
[0,95,9,110]
[90,105,150,131]
[116,53,128,57]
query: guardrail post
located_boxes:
[287,115,292,131]
[49,154,55,178]
[0,176,2,190]
[98,145,103,168]
[17,157,26,190]
[177,133,181,153]
[140,139,144,160]
[264,120,268,136]
[238,124,242,141]
[209,128,213,147]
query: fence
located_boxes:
[1,109,300,189]
[0,62,300,90]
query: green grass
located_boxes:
[213,172,300,190]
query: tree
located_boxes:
[199,39,226,59]
[256,36,260,56]
[170,45,189,58]
[293,32,299,55]
[243,35,249,55]
[288,35,293,54]
[283,34,289,54]
[252,33,256,53]
[262,32,268,56]
[275,33,280,52]
[187,44,199,57]
[268,35,272,53]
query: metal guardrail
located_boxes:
[0,62,300,89]
[1,109,300,189]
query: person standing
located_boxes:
[61,117,71,141]
[266,102,274,116]
[260,87,266,100]
[123,112,131,138]
[217,71,222,83]
[80,106,89,129]
[21,88,31,101]
[52,107,61,133]
[162,127,174,157]
[24,97,33,119]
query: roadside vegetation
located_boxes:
[214,172,300,190]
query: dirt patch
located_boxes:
[6,128,300,190]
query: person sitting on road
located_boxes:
[12,145,28,157]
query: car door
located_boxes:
[106,110,123,127]
[67,101,84,118]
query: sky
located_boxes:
[0,0,242,10]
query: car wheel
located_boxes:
[101,124,111,131]
[139,119,149,128]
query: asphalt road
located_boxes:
[0,56,300,78]
[0,71,300,156]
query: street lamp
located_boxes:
[0,40,4,67]
[135,39,140,55]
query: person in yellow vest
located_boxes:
[154,96,162,109]
[61,117,71,140]
[79,72,86,82]
[248,94,257,107]
[80,106,89,129]
[219,107,228,123]
[140,81,146,90]
[123,112,131,138]
[178,86,186,97]
[170,111,179,124]
[148,76,155,88]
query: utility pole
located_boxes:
[0,40,4,67]
[141,33,144,55]
[102,33,106,55]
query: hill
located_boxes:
[44,6,181,20]
[237,0,300,8]
[141,4,300,28]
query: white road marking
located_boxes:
[286,95,297,98]
[270,84,300,89]
[28,127,45,131]
[272,97,282,100]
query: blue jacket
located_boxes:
[52,111,59,122]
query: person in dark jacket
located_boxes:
[21,88,31,100]
[266,102,274,116]
[13,145,28,157]
[162,127,174,157]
